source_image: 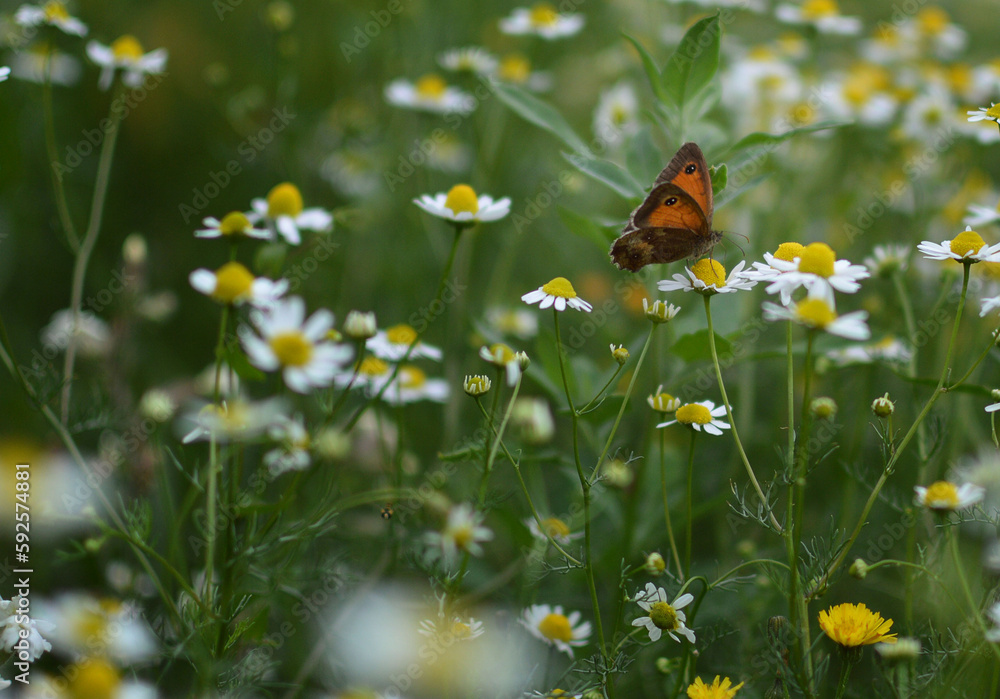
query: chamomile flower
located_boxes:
[648,385,681,413]
[965,203,1000,228]
[418,616,485,642]
[11,43,81,85]
[593,81,640,146]
[825,336,911,366]
[86,35,167,91]
[240,296,352,393]
[499,4,584,40]
[479,342,522,386]
[520,604,591,657]
[383,365,449,405]
[632,582,695,643]
[335,356,392,395]
[486,307,539,339]
[178,397,286,444]
[775,0,862,36]
[36,593,157,664]
[658,260,757,296]
[899,88,953,144]
[15,1,87,36]
[264,415,311,476]
[249,182,333,245]
[196,211,270,240]
[41,659,159,699]
[864,244,910,277]
[982,295,1000,317]
[0,596,53,661]
[41,309,110,357]
[918,226,1000,263]
[437,46,497,74]
[413,184,511,224]
[427,503,493,562]
[823,63,898,127]
[189,262,287,307]
[384,74,476,114]
[525,516,583,546]
[686,676,744,699]
[657,401,730,436]
[510,396,555,443]
[969,103,1000,124]
[914,480,984,511]
[763,243,869,306]
[819,602,897,648]
[763,298,871,340]
[492,53,553,92]
[368,324,442,361]
[521,277,593,312]
[744,242,805,282]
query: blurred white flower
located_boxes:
[249,182,333,245]
[87,35,166,90]
[385,74,476,114]
[499,4,584,39]
[41,309,111,358]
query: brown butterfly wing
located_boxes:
[630,184,710,234]
[610,226,721,272]
[650,142,713,221]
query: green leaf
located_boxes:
[493,82,591,154]
[626,126,663,186]
[563,151,645,199]
[558,206,613,252]
[622,33,668,104]
[670,329,732,363]
[220,344,266,383]
[662,15,721,111]
[725,120,849,158]
[710,163,727,196]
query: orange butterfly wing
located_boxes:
[651,142,713,218]
[631,184,709,233]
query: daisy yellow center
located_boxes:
[923,481,959,508]
[948,64,972,93]
[798,243,836,277]
[801,0,839,19]
[400,365,426,389]
[212,262,255,303]
[796,298,837,328]
[488,343,516,363]
[415,74,447,99]
[530,3,559,26]
[949,230,986,258]
[219,211,251,235]
[498,54,531,83]
[451,621,472,638]
[987,105,1000,120]
[111,35,145,61]
[538,613,573,642]
[650,392,677,411]
[451,523,474,549]
[979,261,1000,281]
[358,356,389,376]
[68,659,121,699]
[44,1,69,21]
[444,184,479,214]
[269,332,313,367]
[542,517,570,538]
[542,276,578,298]
[747,46,774,61]
[916,6,949,34]
[690,259,726,287]
[611,104,629,125]
[774,242,805,262]
[73,609,108,644]
[818,602,897,647]
[386,323,417,344]
[676,403,711,425]
[649,601,680,630]
[267,182,304,218]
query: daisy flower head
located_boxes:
[914,480,985,512]
[240,296,352,393]
[493,53,553,92]
[526,516,583,546]
[336,356,392,395]
[632,582,696,643]
[342,310,378,341]
[593,81,640,147]
[968,103,1000,124]
[825,336,911,367]
[384,73,476,114]
[368,323,442,361]
[520,604,591,657]
[463,374,492,397]
[864,244,910,278]
[744,241,805,283]
[658,259,757,296]
[965,202,1000,228]
[918,226,1000,264]
[479,342,522,386]
[522,277,593,312]
[195,211,270,240]
[437,46,497,74]
[658,400,730,436]
[485,307,538,339]
[179,397,287,444]
[0,595,53,661]
[982,294,1000,317]
[189,262,287,308]
[15,1,87,36]
[499,4,584,40]
[413,184,510,226]
[643,298,680,324]
[648,385,681,413]
[264,415,311,476]
[12,44,81,86]
[775,0,862,35]
[41,308,111,358]
[819,602,897,648]
[86,35,167,91]
[763,298,871,340]
[510,396,555,443]
[249,182,333,245]
[418,616,485,642]
[427,503,493,562]
[383,365,449,405]
[686,675,744,699]
[763,243,870,305]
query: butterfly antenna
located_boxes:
[724,232,748,261]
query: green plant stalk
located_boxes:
[60,82,126,424]
[205,305,232,614]
[808,263,972,599]
[949,523,1000,664]
[479,372,520,506]
[42,52,79,252]
[834,654,854,699]
[684,429,696,578]
[660,429,684,578]
[703,295,783,532]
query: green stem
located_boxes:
[834,655,854,699]
[684,429,696,578]
[42,51,79,252]
[949,523,1000,664]
[660,429,684,579]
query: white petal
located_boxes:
[189,269,217,296]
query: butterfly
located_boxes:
[609,142,723,272]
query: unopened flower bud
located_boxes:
[343,310,377,340]
[810,396,837,420]
[647,385,681,413]
[871,393,895,417]
[767,616,789,647]
[992,388,1000,401]
[655,657,675,674]
[644,552,666,576]
[643,298,680,324]
[464,375,492,397]
[610,344,629,365]
[515,351,531,371]
[849,558,868,579]
[602,458,633,488]
[123,233,147,266]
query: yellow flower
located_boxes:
[818,602,897,648]
[686,675,744,699]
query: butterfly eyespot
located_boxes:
[665,197,678,206]
[685,164,697,174]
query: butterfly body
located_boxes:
[610,142,722,272]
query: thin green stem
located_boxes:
[949,524,1000,664]
[660,429,684,579]
[42,51,79,252]
[834,655,854,699]
[684,429,696,578]
[577,364,624,414]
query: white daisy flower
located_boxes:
[40,308,111,358]
[775,0,862,35]
[969,103,1000,124]
[657,400,731,436]
[821,65,898,128]
[335,356,393,396]
[367,324,442,362]
[899,88,953,144]
[492,53,552,92]
[10,44,81,85]
[195,211,270,240]
[249,182,333,245]
[525,516,583,546]
[437,46,497,74]
[384,74,476,114]
[631,582,696,643]
[643,298,681,324]
[510,396,555,443]
[418,616,486,641]
[15,1,87,36]
[743,242,807,283]
[479,343,523,386]
[965,203,1000,228]
[0,66,9,83]
[321,147,383,199]
[486,307,538,339]
[499,4,584,40]
[825,336,911,367]
[35,593,157,664]
[981,295,1000,317]
[426,503,493,562]
[178,397,286,444]
[383,365,449,406]
[86,35,167,91]
[763,242,869,306]
[864,244,910,277]
[914,481,984,511]
[763,299,871,340]
[520,604,591,657]
[593,81,640,147]
[521,277,593,312]
[413,184,510,225]
[37,659,159,699]
[241,296,352,393]
[189,262,287,307]
[918,226,1000,264]
[648,385,681,413]
[0,596,53,661]
[425,134,473,174]
[264,415,311,476]
[658,260,757,296]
